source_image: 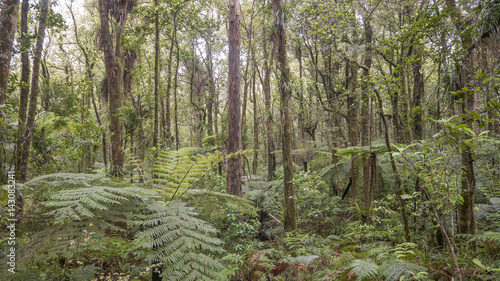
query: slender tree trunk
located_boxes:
[262,15,276,181]
[0,0,20,181]
[445,0,476,236]
[273,0,297,232]
[252,70,258,175]
[226,0,243,197]
[347,60,359,199]
[295,42,307,171]
[153,0,160,151]
[412,48,424,140]
[16,0,30,179]
[19,0,49,182]
[206,38,215,136]
[361,17,374,223]
[373,87,411,242]
[165,16,177,143]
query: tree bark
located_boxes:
[16,0,30,178]
[0,0,20,181]
[273,0,297,232]
[226,0,243,197]
[412,48,424,140]
[262,14,276,181]
[153,0,160,151]
[98,0,135,177]
[165,16,177,143]
[252,70,258,175]
[347,60,359,199]
[361,17,374,223]
[19,0,49,182]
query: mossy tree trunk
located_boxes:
[273,0,297,232]
[0,0,20,182]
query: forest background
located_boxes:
[0,0,500,280]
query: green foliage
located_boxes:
[151,147,222,200]
[347,259,379,281]
[136,202,225,281]
[1,173,226,281]
[378,261,427,281]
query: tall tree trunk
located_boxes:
[273,0,297,232]
[153,0,160,151]
[98,0,134,178]
[165,16,177,143]
[295,42,307,171]
[226,0,243,197]
[19,0,49,182]
[412,48,424,140]
[373,87,410,242]
[445,0,476,236]
[16,0,30,178]
[252,70,258,175]
[0,0,20,181]
[361,17,374,223]
[262,15,276,181]
[347,60,359,199]
[174,35,180,150]
[206,37,215,136]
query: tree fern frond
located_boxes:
[136,201,225,280]
[150,147,222,201]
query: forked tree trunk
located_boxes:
[19,0,49,182]
[226,0,242,197]
[273,0,297,232]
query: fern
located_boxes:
[348,259,379,281]
[136,201,225,281]
[25,173,226,281]
[378,260,426,281]
[151,147,222,200]
[44,185,157,221]
[185,189,257,220]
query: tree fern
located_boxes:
[26,173,226,281]
[44,185,157,221]
[136,201,225,281]
[151,147,222,200]
[185,189,257,220]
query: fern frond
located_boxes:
[44,186,157,220]
[136,201,225,280]
[348,259,379,281]
[378,260,427,281]
[150,148,222,201]
[185,189,257,220]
